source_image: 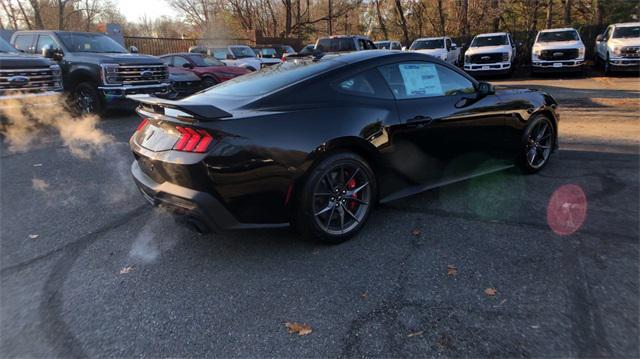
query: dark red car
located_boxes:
[160,52,249,88]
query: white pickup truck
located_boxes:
[463,32,516,75]
[531,28,585,74]
[409,37,460,65]
[210,45,263,72]
[595,22,640,75]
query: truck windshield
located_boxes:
[410,39,443,50]
[316,38,356,52]
[57,33,127,53]
[537,30,578,42]
[0,37,18,53]
[470,35,508,47]
[230,46,256,59]
[612,26,640,39]
[375,42,391,49]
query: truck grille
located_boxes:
[0,67,61,93]
[621,46,640,58]
[539,48,579,61]
[115,64,168,85]
[469,53,504,64]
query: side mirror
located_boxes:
[477,82,495,96]
[401,46,407,51]
[451,43,457,50]
[596,34,604,42]
[42,45,54,59]
[226,54,234,60]
[129,46,138,54]
[182,62,193,69]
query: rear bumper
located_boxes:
[131,160,288,232]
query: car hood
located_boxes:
[69,52,163,65]
[0,52,55,69]
[533,40,584,50]
[260,58,282,64]
[465,45,511,55]
[607,38,640,47]
[414,49,447,56]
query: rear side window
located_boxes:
[333,69,392,99]
[161,56,173,66]
[378,62,474,99]
[13,34,35,53]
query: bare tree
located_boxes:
[394,0,409,45]
[374,0,388,39]
[545,0,553,28]
[563,0,571,26]
[459,0,469,37]
[436,0,445,36]
[594,0,603,25]
[0,0,19,29]
[492,0,501,31]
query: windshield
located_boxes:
[230,46,256,58]
[375,41,391,49]
[0,37,17,53]
[410,39,444,50]
[316,38,356,52]
[191,54,224,67]
[471,35,508,47]
[195,58,342,97]
[537,30,579,42]
[259,48,277,58]
[57,32,127,53]
[613,26,640,39]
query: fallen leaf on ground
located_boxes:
[28,234,39,239]
[408,330,424,337]
[361,292,368,299]
[435,334,454,349]
[411,228,421,236]
[119,265,135,274]
[484,287,497,296]
[447,265,458,277]
[312,248,320,255]
[32,163,43,167]
[285,322,312,336]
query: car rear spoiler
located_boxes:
[127,94,232,120]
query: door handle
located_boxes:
[406,115,434,127]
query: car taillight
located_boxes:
[281,55,286,62]
[136,118,149,132]
[174,126,214,153]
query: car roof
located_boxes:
[539,27,577,33]
[14,30,105,36]
[474,32,508,37]
[319,50,403,64]
[613,22,640,27]
[163,52,203,57]
[318,35,370,40]
[414,37,446,41]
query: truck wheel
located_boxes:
[73,82,103,116]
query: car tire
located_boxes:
[73,82,103,116]
[295,152,377,244]
[202,76,218,89]
[516,115,556,174]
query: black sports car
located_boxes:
[129,51,559,243]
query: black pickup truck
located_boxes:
[0,37,62,111]
[10,30,169,114]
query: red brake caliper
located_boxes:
[347,176,358,210]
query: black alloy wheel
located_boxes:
[518,116,555,173]
[74,82,103,115]
[296,152,376,243]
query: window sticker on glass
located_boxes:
[398,63,443,97]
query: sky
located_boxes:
[116,0,177,22]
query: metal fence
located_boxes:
[124,36,254,56]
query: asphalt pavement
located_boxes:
[1,74,638,357]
